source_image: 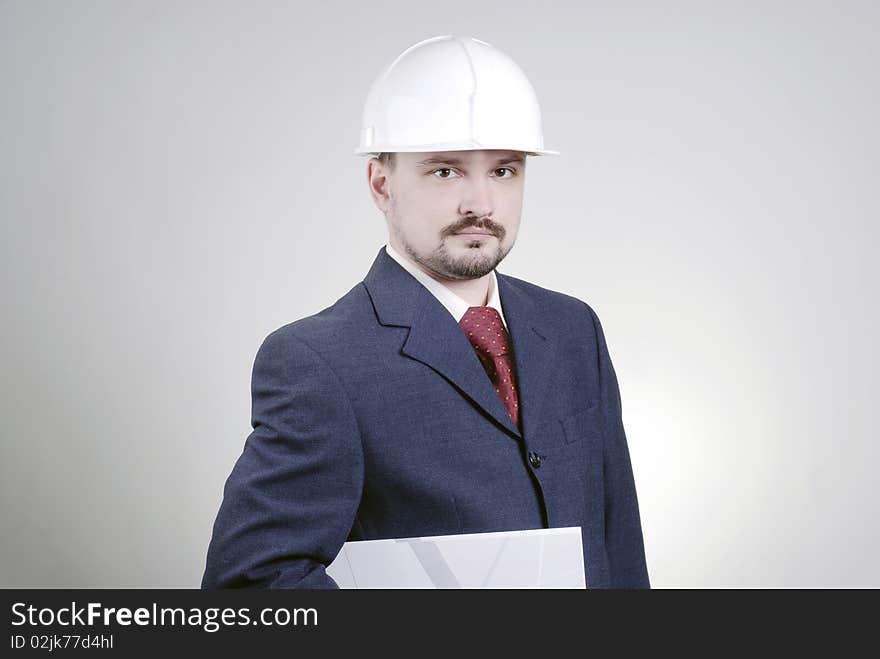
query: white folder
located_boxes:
[326,526,586,589]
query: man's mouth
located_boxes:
[454,229,494,236]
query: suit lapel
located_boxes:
[495,269,557,443]
[362,246,557,441]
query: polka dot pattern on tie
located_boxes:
[459,306,520,430]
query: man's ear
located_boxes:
[367,158,392,213]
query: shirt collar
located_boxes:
[384,242,508,328]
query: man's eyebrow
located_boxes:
[417,155,525,167]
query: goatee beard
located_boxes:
[403,238,510,280]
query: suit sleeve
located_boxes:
[201,328,364,589]
[586,304,651,589]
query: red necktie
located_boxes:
[459,306,521,430]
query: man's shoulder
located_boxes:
[498,271,600,324]
[255,281,374,360]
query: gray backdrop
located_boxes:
[2,0,877,588]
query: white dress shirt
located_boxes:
[384,242,509,329]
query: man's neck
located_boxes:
[433,272,491,308]
[390,240,492,307]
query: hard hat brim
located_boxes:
[354,146,560,157]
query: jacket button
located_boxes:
[528,451,542,469]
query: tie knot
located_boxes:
[459,306,510,357]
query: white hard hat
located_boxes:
[355,35,559,157]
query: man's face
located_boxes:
[370,149,527,280]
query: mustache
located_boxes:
[444,217,504,237]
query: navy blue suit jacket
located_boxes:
[202,246,650,588]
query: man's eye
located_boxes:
[433,168,458,179]
[494,167,516,178]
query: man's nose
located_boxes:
[458,176,493,219]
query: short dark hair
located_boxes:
[376,152,396,171]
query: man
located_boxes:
[202,35,649,589]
